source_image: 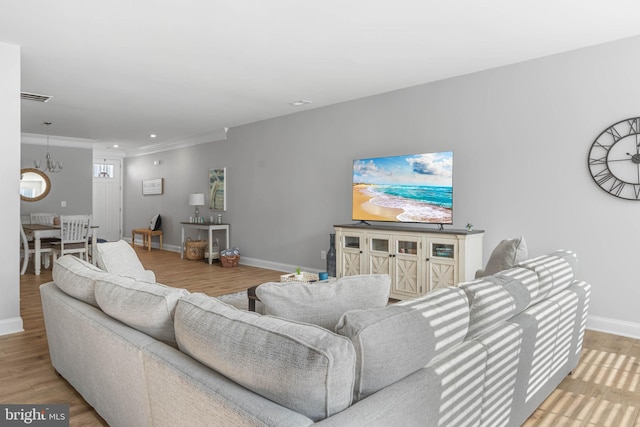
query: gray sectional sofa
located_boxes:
[40,249,590,426]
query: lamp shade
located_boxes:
[188,193,205,206]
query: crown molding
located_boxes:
[93,148,125,159]
[125,127,229,157]
[22,127,229,157]
[21,132,96,149]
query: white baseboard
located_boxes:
[162,244,181,253]
[124,237,181,253]
[0,317,24,336]
[124,238,321,273]
[587,315,640,339]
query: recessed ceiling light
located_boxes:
[289,100,312,106]
[113,144,119,148]
[150,134,157,138]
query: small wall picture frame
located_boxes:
[209,168,226,211]
[142,178,164,195]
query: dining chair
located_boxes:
[51,215,92,262]
[20,223,53,275]
[28,212,61,245]
[30,213,56,225]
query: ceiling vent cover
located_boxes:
[21,92,52,102]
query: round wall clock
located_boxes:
[588,117,640,200]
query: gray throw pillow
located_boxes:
[475,236,528,278]
[255,274,391,330]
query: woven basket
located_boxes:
[220,254,240,268]
[185,238,207,260]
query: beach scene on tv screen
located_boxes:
[352,151,453,224]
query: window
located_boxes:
[93,163,115,178]
[20,188,35,198]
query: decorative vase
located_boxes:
[327,233,336,278]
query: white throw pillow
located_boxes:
[95,240,156,282]
[255,274,390,330]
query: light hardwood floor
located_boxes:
[2,248,639,426]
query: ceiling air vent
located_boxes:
[21,92,52,102]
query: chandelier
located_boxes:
[34,122,63,173]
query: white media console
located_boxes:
[334,223,484,300]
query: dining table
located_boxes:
[22,223,99,275]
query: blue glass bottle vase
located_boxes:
[327,233,336,278]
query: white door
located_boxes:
[92,157,122,242]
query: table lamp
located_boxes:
[188,193,205,218]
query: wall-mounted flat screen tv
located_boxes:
[352,151,453,224]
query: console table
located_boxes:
[180,222,230,264]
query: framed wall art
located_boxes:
[142,178,164,195]
[209,168,226,211]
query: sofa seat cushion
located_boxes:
[255,274,390,330]
[174,293,356,422]
[458,267,539,339]
[95,275,188,346]
[336,286,470,401]
[52,255,108,307]
[94,239,156,282]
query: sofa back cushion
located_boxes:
[52,255,108,307]
[174,293,356,421]
[458,267,539,339]
[335,286,470,401]
[95,275,188,346]
[518,250,577,305]
[94,239,156,282]
[255,274,390,330]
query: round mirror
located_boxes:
[20,168,51,202]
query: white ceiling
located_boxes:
[3,0,640,155]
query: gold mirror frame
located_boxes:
[20,168,51,202]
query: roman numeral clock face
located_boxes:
[588,117,640,200]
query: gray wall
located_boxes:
[124,35,640,336]
[20,144,93,217]
[124,147,217,245]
